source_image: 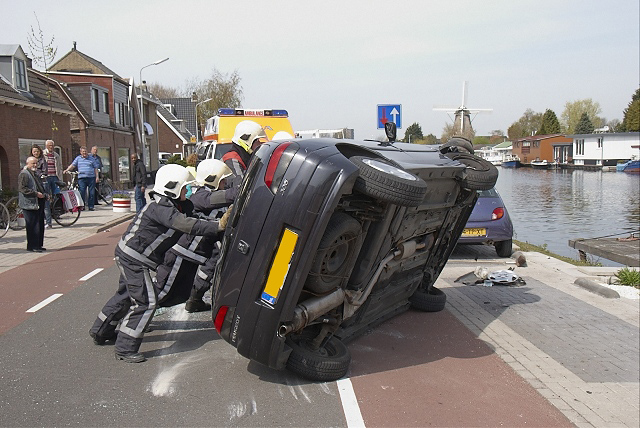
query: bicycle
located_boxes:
[97,176,113,205]
[0,199,10,238]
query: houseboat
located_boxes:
[502,156,521,168]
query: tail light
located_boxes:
[264,142,297,193]
[492,207,505,220]
[214,306,229,333]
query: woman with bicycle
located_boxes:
[18,156,47,252]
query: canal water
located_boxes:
[493,167,640,266]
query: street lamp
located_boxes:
[194,97,212,142]
[138,57,169,165]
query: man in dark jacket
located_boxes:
[131,153,147,212]
[18,156,47,252]
[89,164,232,363]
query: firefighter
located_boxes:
[222,120,268,179]
[155,159,234,313]
[89,164,232,363]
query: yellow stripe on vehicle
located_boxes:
[261,228,298,305]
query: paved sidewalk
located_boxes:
[0,203,134,275]
[442,246,640,428]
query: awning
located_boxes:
[143,122,154,136]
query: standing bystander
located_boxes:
[64,146,99,211]
[18,157,47,252]
[90,146,103,205]
[43,140,63,228]
[131,153,147,212]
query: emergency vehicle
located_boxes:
[197,108,295,160]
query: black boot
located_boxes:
[185,287,211,313]
[115,351,146,363]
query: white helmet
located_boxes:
[154,164,194,199]
[196,159,232,189]
[272,131,293,140]
[231,120,267,154]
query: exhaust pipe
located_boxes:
[278,288,345,337]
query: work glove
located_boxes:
[219,205,233,231]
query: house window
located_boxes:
[102,92,109,114]
[14,58,27,90]
[115,103,121,125]
[597,138,603,148]
[92,88,100,111]
[118,148,130,181]
[576,139,585,156]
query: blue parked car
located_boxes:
[458,188,514,257]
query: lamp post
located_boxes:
[138,57,169,166]
[194,97,212,143]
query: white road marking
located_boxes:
[79,268,103,281]
[337,378,365,428]
[26,293,63,313]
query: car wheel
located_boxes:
[286,334,351,381]
[350,156,428,207]
[444,152,498,191]
[440,137,474,154]
[409,286,446,312]
[305,212,362,294]
[495,239,513,257]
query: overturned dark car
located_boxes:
[212,127,498,381]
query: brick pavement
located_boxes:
[441,247,640,428]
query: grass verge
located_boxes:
[514,239,602,267]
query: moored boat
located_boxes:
[617,159,640,173]
[502,156,520,168]
[530,159,549,169]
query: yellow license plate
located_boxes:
[261,228,298,305]
[462,228,486,237]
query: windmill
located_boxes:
[434,81,492,139]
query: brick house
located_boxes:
[157,102,192,158]
[511,134,573,165]
[47,44,140,184]
[0,44,75,191]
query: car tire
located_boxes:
[495,239,513,257]
[409,286,446,312]
[445,152,498,191]
[286,335,351,382]
[305,212,362,294]
[440,137,474,154]
[350,156,428,207]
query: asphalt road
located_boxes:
[0,224,570,427]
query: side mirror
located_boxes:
[384,122,397,143]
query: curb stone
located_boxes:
[574,277,620,298]
[94,213,135,233]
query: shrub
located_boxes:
[614,268,640,287]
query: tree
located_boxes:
[188,69,243,129]
[473,136,491,146]
[537,109,561,135]
[147,82,181,98]
[575,112,595,134]
[403,122,423,143]
[489,129,505,144]
[561,99,602,133]
[440,123,455,142]
[621,88,640,132]
[507,109,543,139]
[423,134,438,145]
[27,13,57,136]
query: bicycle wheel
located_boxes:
[6,197,24,230]
[100,182,113,204]
[52,196,80,227]
[0,203,9,238]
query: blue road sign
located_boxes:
[377,104,402,129]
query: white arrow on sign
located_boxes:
[390,107,399,124]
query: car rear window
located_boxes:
[230,150,264,229]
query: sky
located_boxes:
[2,0,639,139]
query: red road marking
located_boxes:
[0,223,128,335]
